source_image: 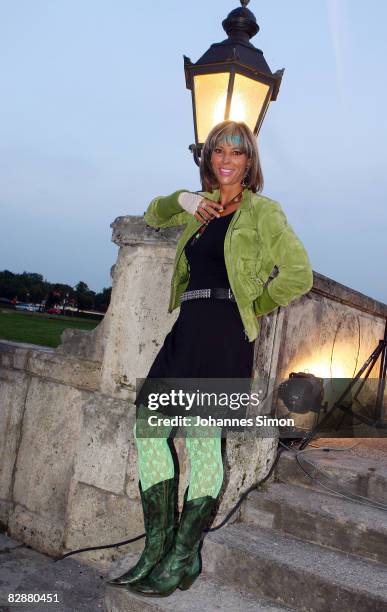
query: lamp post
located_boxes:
[184,0,284,165]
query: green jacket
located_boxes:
[144,187,313,342]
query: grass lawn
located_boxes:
[0,308,101,348]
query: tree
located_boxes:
[94,287,112,312]
[77,292,95,310]
[0,271,108,313]
[74,281,94,310]
[30,283,46,303]
[0,270,16,299]
[75,281,90,294]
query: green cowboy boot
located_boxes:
[128,487,217,597]
[107,477,176,587]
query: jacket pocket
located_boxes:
[235,256,264,301]
[236,256,264,282]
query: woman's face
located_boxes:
[210,140,250,188]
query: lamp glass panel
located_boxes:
[229,74,270,132]
[193,72,230,143]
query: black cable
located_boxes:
[56,432,387,562]
[56,444,285,561]
[57,532,146,561]
[282,441,387,512]
[205,443,285,532]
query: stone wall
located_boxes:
[0,214,386,567]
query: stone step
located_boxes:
[105,555,293,612]
[276,448,387,504]
[241,482,387,564]
[0,532,106,611]
[105,578,294,612]
[203,524,387,612]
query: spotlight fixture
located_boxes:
[278,372,326,414]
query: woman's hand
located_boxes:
[178,192,222,223]
[194,198,223,223]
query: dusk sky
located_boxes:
[1,1,386,303]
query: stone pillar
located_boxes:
[99,216,182,399]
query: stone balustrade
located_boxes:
[1,213,386,567]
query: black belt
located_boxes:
[180,288,236,304]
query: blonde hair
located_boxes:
[199,120,264,193]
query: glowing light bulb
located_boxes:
[213,94,227,125]
[229,93,247,122]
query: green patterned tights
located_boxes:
[133,405,223,501]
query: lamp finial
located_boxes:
[223,0,259,41]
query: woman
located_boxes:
[107,120,313,597]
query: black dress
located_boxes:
[135,212,255,416]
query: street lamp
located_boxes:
[184,0,284,165]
